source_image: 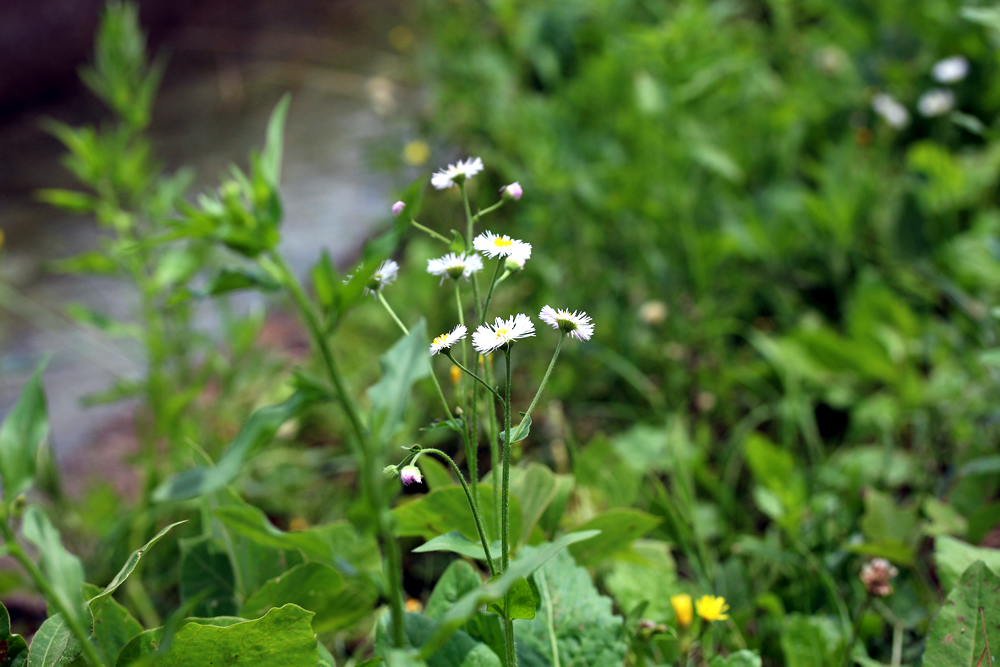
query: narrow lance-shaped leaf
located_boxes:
[368,320,431,444]
[21,506,86,630]
[0,360,50,502]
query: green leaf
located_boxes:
[958,456,1000,478]
[21,507,86,630]
[368,321,432,444]
[419,531,600,660]
[934,536,1000,592]
[922,497,967,538]
[377,613,500,667]
[393,485,520,547]
[485,577,535,620]
[537,474,574,537]
[603,540,678,623]
[514,548,626,667]
[412,532,500,562]
[0,360,50,502]
[498,417,531,446]
[923,561,1000,666]
[0,601,28,667]
[310,251,339,314]
[114,618,248,666]
[153,392,314,502]
[28,615,79,667]
[88,592,142,666]
[160,604,316,666]
[508,464,557,547]
[91,522,184,604]
[47,251,117,275]
[199,267,280,297]
[780,614,845,667]
[425,561,482,622]
[855,489,918,566]
[261,95,291,187]
[745,433,806,533]
[419,456,454,490]
[35,189,99,213]
[449,230,466,255]
[179,537,237,617]
[709,650,762,667]
[567,509,661,566]
[65,304,143,340]
[241,562,377,633]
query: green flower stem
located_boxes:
[1,528,107,667]
[377,291,409,335]
[521,334,564,424]
[538,568,560,667]
[446,351,500,400]
[270,252,405,647]
[461,182,486,324]
[454,282,478,504]
[480,258,505,324]
[843,593,873,667]
[483,356,501,538]
[473,198,505,221]
[420,449,496,576]
[501,345,517,667]
[411,219,451,244]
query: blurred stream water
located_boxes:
[0,54,405,458]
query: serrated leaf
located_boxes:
[924,561,1000,666]
[377,613,500,667]
[514,548,626,667]
[0,360,50,502]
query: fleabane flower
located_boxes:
[474,231,532,260]
[695,595,729,622]
[473,314,535,354]
[431,157,484,189]
[392,201,405,216]
[400,465,423,486]
[671,594,693,628]
[872,92,909,129]
[504,242,532,271]
[430,324,467,356]
[363,259,399,297]
[427,252,484,283]
[539,306,594,341]
[933,55,969,83]
[918,88,955,117]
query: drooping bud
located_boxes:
[383,465,400,479]
[501,182,523,201]
[400,464,423,486]
[392,201,406,216]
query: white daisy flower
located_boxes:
[430,324,467,356]
[474,231,532,260]
[427,252,484,284]
[472,314,535,354]
[917,88,955,117]
[932,56,969,84]
[431,157,484,189]
[539,306,595,341]
[362,259,399,297]
[872,92,909,129]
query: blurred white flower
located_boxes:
[431,157,484,189]
[539,306,595,341]
[474,231,532,260]
[427,252,483,283]
[363,259,399,297]
[918,88,955,117]
[932,56,969,84]
[473,314,536,353]
[872,93,909,129]
[430,324,467,356]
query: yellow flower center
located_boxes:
[493,237,513,248]
[496,328,510,338]
[433,334,449,346]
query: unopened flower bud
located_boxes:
[383,465,400,479]
[860,558,898,596]
[392,201,406,216]
[400,464,423,486]
[501,182,523,201]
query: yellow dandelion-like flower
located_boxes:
[450,365,462,385]
[671,594,693,628]
[695,595,729,622]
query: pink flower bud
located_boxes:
[392,201,406,216]
[502,182,523,201]
[400,465,423,486]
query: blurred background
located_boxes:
[4,0,1000,661]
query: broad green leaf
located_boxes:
[0,601,28,667]
[485,577,535,620]
[179,537,237,617]
[377,613,500,667]
[368,320,431,444]
[780,614,845,667]
[567,509,661,566]
[91,522,184,604]
[514,548,626,667]
[393,485,520,547]
[419,531,599,659]
[153,392,313,501]
[160,604,316,666]
[934,536,1000,592]
[0,360,50,502]
[412,532,500,562]
[508,464,557,547]
[241,562,377,633]
[212,504,380,575]
[115,618,248,666]
[28,615,79,667]
[575,437,640,508]
[21,507,86,630]
[425,561,482,622]
[88,592,142,666]
[603,540,678,622]
[709,650,762,667]
[923,561,1000,666]
[419,456,454,490]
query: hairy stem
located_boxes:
[521,334,564,424]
